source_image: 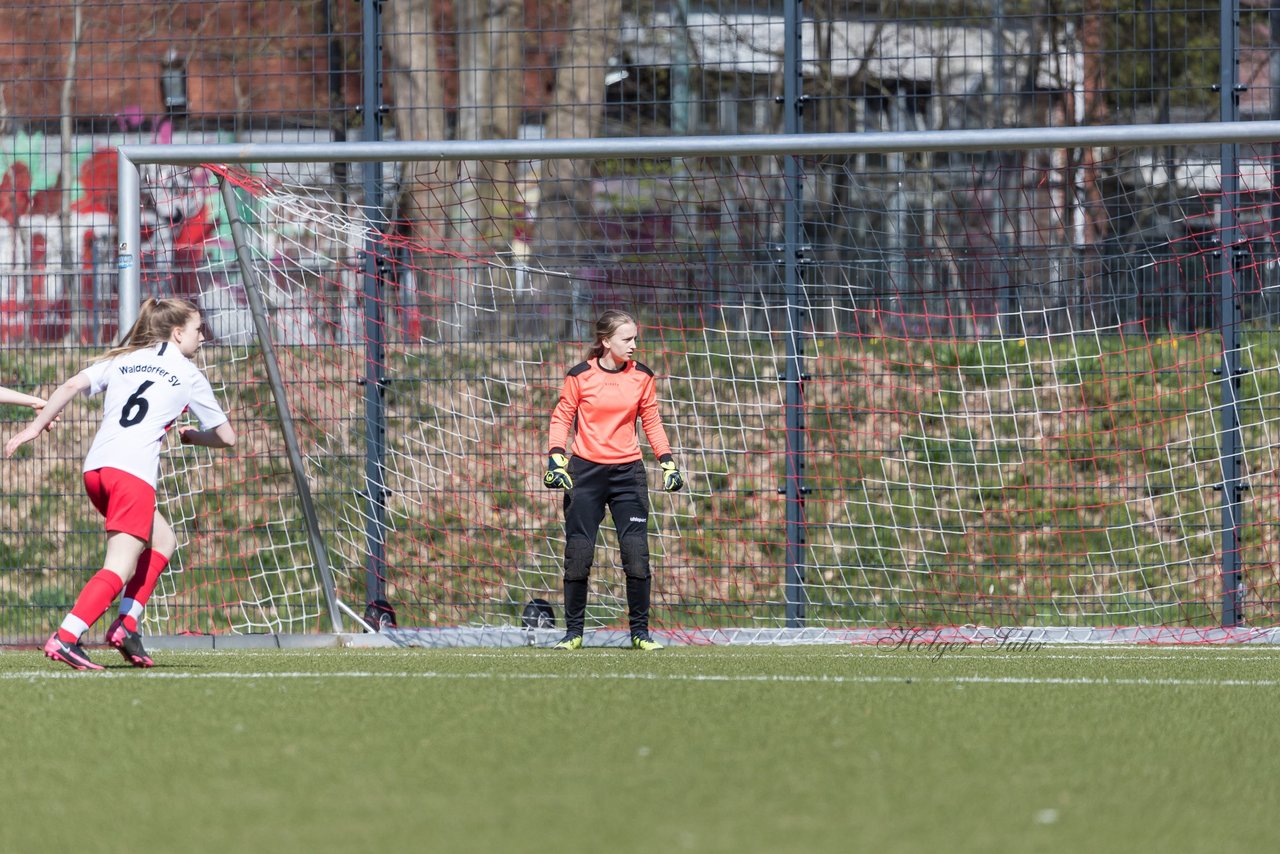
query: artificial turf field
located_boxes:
[0,644,1276,854]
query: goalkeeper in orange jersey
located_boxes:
[543,309,684,651]
[6,298,236,671]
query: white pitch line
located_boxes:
[430,649,1280,663]
[1,670,1277,688]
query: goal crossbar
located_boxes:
[117,119,1280,166]
[117,119,1280,329]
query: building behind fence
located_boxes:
[1,2,1274,344]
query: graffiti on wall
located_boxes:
[0,116,230,343]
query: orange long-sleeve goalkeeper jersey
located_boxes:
[548,358,673,465]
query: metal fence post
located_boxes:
[1219,0,1245,627]
[361,0,390,612]
[782,0,808,627]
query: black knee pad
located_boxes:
[620,532,650,579]
[564,536,595,581]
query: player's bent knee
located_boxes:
[620,532,650,579]
[150,525,177,556]
[564,536,595,581]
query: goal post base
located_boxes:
[141,632,400,651]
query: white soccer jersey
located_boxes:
[80,342,228,487]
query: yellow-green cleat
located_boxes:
[631,635,664,651]
[552,634,583,650]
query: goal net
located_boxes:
[123,127,1280,643]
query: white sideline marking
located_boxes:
[2,670,1277,688]
[440,649,1280,663]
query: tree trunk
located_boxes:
[60,0,83,344]
[384,0,452,341]
[453,0,523,339]
[385,0,524,341]
[533,0,622,338]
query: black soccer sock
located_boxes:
[563,578,588,636]
[625,575,651,637]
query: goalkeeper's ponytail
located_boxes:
[586,309,637,360]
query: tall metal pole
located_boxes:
[361,0,390,609]
[781,0,808,626]
[992,0,1014,335]
[1273,6,1280,235]
[1218,0,1244,627]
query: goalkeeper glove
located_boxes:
[543,451,573,490]
[659,455,685,492]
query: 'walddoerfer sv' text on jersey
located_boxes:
[80,342,228,487]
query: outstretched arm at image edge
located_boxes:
[0,387,46,409]
[4,374,90,457]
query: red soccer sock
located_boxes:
[119,549,170,632]
[57,570,125,643]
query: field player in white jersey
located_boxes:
[5,297,236,670]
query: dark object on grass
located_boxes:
[364,598,397,631]
[521,598,556,629]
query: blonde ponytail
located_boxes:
[96,297,198,363]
